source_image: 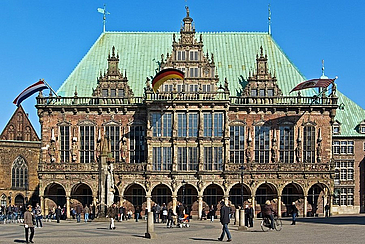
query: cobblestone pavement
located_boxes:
[1,215,365,244]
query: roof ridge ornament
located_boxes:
[97,4,110,33]
[268,4,272,35]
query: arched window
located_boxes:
[11,156,28,189]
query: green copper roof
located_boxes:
[57,31,365,137]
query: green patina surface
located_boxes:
[57,31,365,137]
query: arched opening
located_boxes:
[203,184,224,217]
[15,194,25,206]
[71,183,93,208]
[151,184,172,207]
[255,183,278,217]
[229,183,251,208]
[177,183,198,216]
[123,184,146,218]
[308,183,328,217]
[282,183,304,217]
[44,183,66,211]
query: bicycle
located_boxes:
[260,215,282,232]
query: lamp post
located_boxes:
[182,180,186,205]
[240,166,245,209]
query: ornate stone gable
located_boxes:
[242,46,282,97]
[92,46,134,99]
[0,106,39,141]
[157,7,220,94]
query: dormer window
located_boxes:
[189,50,199,61]
[333,121,341,135]
[177,51,186,61]
[360,121,365,134]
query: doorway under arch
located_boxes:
[71,183,93,208]
[44,183,66,210]
[229,183,251,208]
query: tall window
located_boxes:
[335,161,354,181]
[189,67,199,77]
[130,125,146,163]
[59,125,70,163]
[279,126,294,163]
[254,126,270,164]
[203,113,212,137]
[177,147,199,171]
[303,126,315,163]
[189,50,198,61]
[177,50,186,61]
[188,113,198,137]
[162,113,172,137]
[230,126,245,164]
[177,113,187,137]
[153,147,172,170]
[214,113,223,137]
[105,125,120,162]
[334,187,354,206]
[80,125,95,163]
[152,113,161,137]
[11,156,28,189]
[204,147,223,170]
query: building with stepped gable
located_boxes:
[34,8,365,218]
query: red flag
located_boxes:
[290,78,335,93]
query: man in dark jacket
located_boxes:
[244,204,254,228]
[290,202,298,225]
[262,200,275,230]
[218,201,232,242]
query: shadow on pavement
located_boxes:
[190,237,220,242]
[14,240,27,243]
[295,215,365,225]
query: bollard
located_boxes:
[145,211,157,239]
[238,209,248,231]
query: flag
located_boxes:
[152,68,184,92]
[13,80,48,106]
[290,78,335,93]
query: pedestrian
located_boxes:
[24,205,35,243]
[107,203,118,229]
[262,200,275,230]
[209,205,215,222]
[83,204,90,223]
[155,203,161,223]
[34,203,43,228]
[218,201,232,242]
[119,205,124,222]
[76,204,82,223]
[244,204,254,228]
[325,203,330,218]
[135,206,140,222]
[166,207,175,228]
[162,203,168,223]
[290,202,298,225]
[55,206,61,223]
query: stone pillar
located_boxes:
[172,196,177,215]
[198,196,203,220]
[304,195,308,217]
[235,208,240,225]
[146,195,152,212]
[224,196,229,206]
[145,211,157,239]
[238,209,247,230]
[277,195,282,218]
[40,195,45,216]
[251,196,256,219]
[66,196,71,219]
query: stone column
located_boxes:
[146,195,152,212]
[224,196,229,206]
[304,195,308,217]
[277,195,282,218]
[40,195,45,216]
[251,196,256,219]
[198,196,203,220]
[238,209,247,230]
[235,208,239,225]
[172,196,177,215]
[66,196,71,219]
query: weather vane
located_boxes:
[97,4,110,33]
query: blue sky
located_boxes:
[1,0,364,134]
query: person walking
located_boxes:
[24,205,35,243]
[55,206,61,223]
[107,203,118,229]
[218,201,232,242]
[209,205,215,222]
[34,203,42,228]
[161,203,168,223]
[166,207,175,228]
[325,203,330,218]
[290,202,299,225]
[83,205,90,223]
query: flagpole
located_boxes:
[42,79,59,97]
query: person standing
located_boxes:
[166,207,175,228]
[325,203,330,218]
[55,206,62,223]
[76,204,82,223]
[290,202,299,225]
[34,203,42,228]
[107,203,118,229]
[209,205,215,222]
[218,201,232,242]
[24,205,35,244]
[245,204,254,228]
[83,205,90,223]
[161,203,168,223]
[135,206,140,222]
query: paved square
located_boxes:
[1,215,365,244]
